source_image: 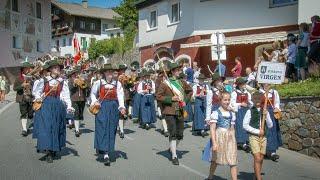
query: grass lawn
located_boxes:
[274,78,320,98]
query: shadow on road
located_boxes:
[81,128,94,134]
[60,147,79,157]
[124,129,135,134]
[238,171,256,180]
[155,148,190,160]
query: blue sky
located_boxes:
[59,0,122,8]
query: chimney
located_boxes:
[82,0,88,8]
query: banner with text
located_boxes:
[257,62,286,84]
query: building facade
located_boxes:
[51,0,122,59]
[0,0,51,68]
[136,0,318,76]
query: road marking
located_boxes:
[124,135,134,141]
[0,102,15,115]
[179,163,207,178]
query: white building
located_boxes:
[51,0,123,59]
[135,0,319,76]
[0,0,52,68]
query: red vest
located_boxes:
[236,91,248,103]
[44,80,63,97]
[99,82,117,100]
[196,85,206,96]
[260,91,275,108]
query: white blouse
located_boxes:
[137,80,155,95]
[259,88,281,110]
[230,89,253,112]
[209,108,236,125]
[33,76,72,110]
[90,79,125,110]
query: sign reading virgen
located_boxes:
[257,62,286,84]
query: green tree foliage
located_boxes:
[88,37,125,60]
[113,0,138,50]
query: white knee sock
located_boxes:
[21,118,27,131]
[170,140,177,159]
[119,119,124,133]
[68,119,73,125]
[128,106,132,115]
[104,153,109,159]
[161,119,168,132]
[176,140,180,148]
[74,120,80,132]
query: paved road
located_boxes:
[0,101,320,180]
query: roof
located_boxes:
[135,0,163,9]
[181,31,294,48]
[52,0,120,20]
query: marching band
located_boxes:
[13,54,283,180]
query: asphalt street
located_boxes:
[0,101,320,180]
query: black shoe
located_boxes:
[172,157,179,165]
[68,124,74,129]
[119,132,124,139]
[103,157,111,166]
[21,130,28,137]
[243,144,251,153]
[46,154,53,163]
[132,118,138,124]
[75,131,81,137]
[164,131,169,137]
[145,124,150,130]
[271,154,280,161]
[201,131,208,137]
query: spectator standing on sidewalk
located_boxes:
[286,36,297,81]
[0,76,6,102]
[231,56,242,78]
[296,23,310,80]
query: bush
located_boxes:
[275,78,320,98]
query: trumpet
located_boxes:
[74,75,87,89]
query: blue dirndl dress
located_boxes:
[235,106,249,144]
[184,101,194,123]
[266,106,283,153]
[94,100,120,153]
[36,96,67,152]
[140,94,156,124]
[193,97,207,131]
[132,92,141,119]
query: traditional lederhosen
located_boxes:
[92,80,124,153]
[193,84,207,132]
[69,78,87,121]
[13,77,34,120]
[35,77,68,152]
[138,80,156,126]
[260,89,282,154]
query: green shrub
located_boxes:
[274,78,320,98]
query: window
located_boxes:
[81,37,87,50]
[149,10,157,29]
[56,40,59,47]
[110,33,114,38]
[171,3,180,23]
[114,24,117,28]
[12,0,19,12]
[68,38,72,46]
[103,24,108,31]
[117,32,121,37]
[80,21,85,29]
[36,2,42,19]
[36,40,42,52]
[269,0,297,7]
[90,23,95,30]
[12,36,17,48]
[62,38,66,47]
[54,9,60,15]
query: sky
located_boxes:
[59,0,122,8]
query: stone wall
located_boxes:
[280,97,320,158]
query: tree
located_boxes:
[113,0,138,50]
[88,37,125,60]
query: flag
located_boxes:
[73,35,81,64]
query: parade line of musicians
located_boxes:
[14,55,282,180]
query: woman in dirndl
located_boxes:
[137,71,156,130]
[231,78,252,152]
[260,83,282,161]
[203,92,237,180]
[132,73,143,124]
[33,59,73,163]
[90,63,126,166]
[192,74,208,137]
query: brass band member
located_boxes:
[156,62,192,165]
[13,60,35,137]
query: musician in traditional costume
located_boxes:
[116,64,129,139]
[231,78,253,152]
[90,63,126,166]
[33,58,73,163]
[127,61,139,119]
[155,69,169,137]
[192,73,209,137]
[156,62,192,165]
[13,60,35,136]
[243,92,273,180]
[67,66,89,137]
[205,73,223,122]
[132,70,144,124]
[259,83,282,161]
[137,70,156,130]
